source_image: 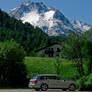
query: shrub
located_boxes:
[53,57,62,76]
[0,40,27,87]
[77,74,92,91]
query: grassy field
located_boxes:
[24,57,77,80]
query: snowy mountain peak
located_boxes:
[21,1,44,7]
[8,1,92,36]
[21,1,31,6]
[71,20,91,32]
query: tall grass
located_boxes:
[24,57,77,80]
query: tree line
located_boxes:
[0,9,64,55]
[60,31,92,90]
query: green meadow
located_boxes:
[24,57,77,80]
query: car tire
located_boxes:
[35,88,40,91]
[41,83,48,91]
[62,88,67,91]
[68,84,76,91]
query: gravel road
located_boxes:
[0,89,89,92]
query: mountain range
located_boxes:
[8,1,92,36]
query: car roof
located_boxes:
[37,74,58,77]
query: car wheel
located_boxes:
[41,83,48,91]
[35,88,40,91]
[62,88,67,91]
[68,84,76,91]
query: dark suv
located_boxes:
[28,74,77,91]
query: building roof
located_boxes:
[35,43,61,52]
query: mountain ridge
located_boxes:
[8,1,92,36]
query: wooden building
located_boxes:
[36,44,61,57]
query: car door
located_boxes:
[58,79,67,88]
[46,76,57,88]
[47,76,65,88]
[40,76,49,85]
[57,78,70,88]
[54,77,68,88]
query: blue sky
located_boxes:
[0,0,92,24]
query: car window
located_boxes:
[56,76,61,80]
[56,76,64,80]
[40,76,47,80]
[32,76,40,80]
[46,76,57,80]
[40,76,57,80]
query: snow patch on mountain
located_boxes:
[71,20,91,33]
[8,1,92,36]
[45,10,55,20]
[21,10,55,29]
[21,10,40,25]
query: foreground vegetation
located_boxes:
[0,40,27,87]
[24,56,92,91]
[61,32,92,90]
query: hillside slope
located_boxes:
[0,9,64,54]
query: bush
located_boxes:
[85,74,92,90]
[77,76,87,90]
[77,74,92,91]
[30,51,37,57]
[53,57,62,75]
[0,40,27,87]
